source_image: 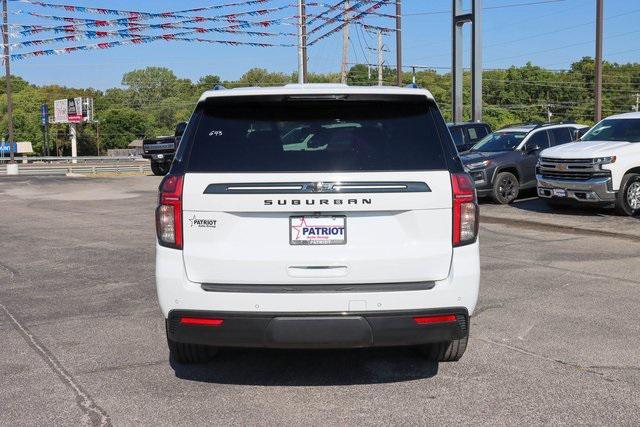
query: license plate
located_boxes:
[553,189,567,197]
[290,216,346,245]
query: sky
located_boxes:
[6,0,640,90]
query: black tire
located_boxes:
[168,338,218,364]
[418,335,468,362]
[491,171,520,204]
[615,173,640,216]
[151,161,169,176]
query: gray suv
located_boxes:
[460,122,588,203]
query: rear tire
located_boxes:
[151,161,169,176]
[418,335,468,362]
[491,172,520,204]
[615,173,640,216]
[168,338,218,364]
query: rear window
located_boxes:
[183,95,447,172]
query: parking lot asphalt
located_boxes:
[1,176,639,425]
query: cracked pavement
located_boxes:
[0,176,639,425]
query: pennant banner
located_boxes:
[5,24,297,49]
[308,0,389,45]
[8,34,294,61]
[22,5,293,25]
[12,15,297,36]
[9,0,271,18]
[307,0,392,36]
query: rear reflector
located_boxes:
[180,317,224,326]
[413,314,457,324]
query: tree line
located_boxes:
[0,57,638,155]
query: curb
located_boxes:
[481,214,640,242]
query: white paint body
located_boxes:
[156,85,480,319]
[541,112,640,191]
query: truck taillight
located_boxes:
[156,174,184,249]
[451,173,478,247]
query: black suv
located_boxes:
[447,122,492,153]
[460,122,588,204]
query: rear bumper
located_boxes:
[167,308,469,349]
[536,175,616,202]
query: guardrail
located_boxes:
[0,155,144,164]
[1,156,152,176]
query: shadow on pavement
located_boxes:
[170,347,438,386]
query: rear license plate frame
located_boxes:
[289,215,347,246]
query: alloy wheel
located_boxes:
[627,181,640,210]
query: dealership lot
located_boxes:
[1,176,639,425]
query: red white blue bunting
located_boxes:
[8,0,271,18]
[308,0,389,45]
[7,34,294,61]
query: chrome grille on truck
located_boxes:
[537,158,610,181]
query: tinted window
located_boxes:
[527,131,550,149]
[581,119,640,142]
[476,125,490,139]
[185,96,447,172]
[471,131,527,152]
[550,127,572,146]
[449,127,465,146]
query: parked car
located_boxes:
[447,122,492,153]
[155,84,479,364]
[537,112,640,216]
[460,122,588,204]
[142,121,187,176]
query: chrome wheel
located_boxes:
[627,181,640,210]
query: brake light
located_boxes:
[180,317,224,326]
[413,314,457,324]
[451,173,478,246]
[156,174,184,249]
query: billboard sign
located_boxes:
[53,98,93,123]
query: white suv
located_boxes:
[537,112,640,216]
[155,84,480,364]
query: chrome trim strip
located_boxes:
[204,181,431,194]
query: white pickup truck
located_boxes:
[537,112,640,216]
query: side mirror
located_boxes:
[572,129,582,140]
[175,122,187,138]
[524,142,540,153]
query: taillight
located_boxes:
[451,173,478,246]
[156,174,184,249]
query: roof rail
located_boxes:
[212,84,226,91]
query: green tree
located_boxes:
[96,108,150,149]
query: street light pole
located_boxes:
[2,0,15,164]
[395,0,402,86]
[594,0,603,122]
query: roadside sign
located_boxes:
[53,98,94,123]
[41,103,48,126]
[0,142,17,154]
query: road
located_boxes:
[1,176,639,425]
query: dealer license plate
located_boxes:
[290,216,347,245]
[553,189,567,197]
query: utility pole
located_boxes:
[297,0,304,84]
[377,29,383,86]
[594,0,603,122]
[340,1,350,84]
[395,0,402,86]
[2,0,15,167]
[300,0,307,83]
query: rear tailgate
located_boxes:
[182,171,452,284]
